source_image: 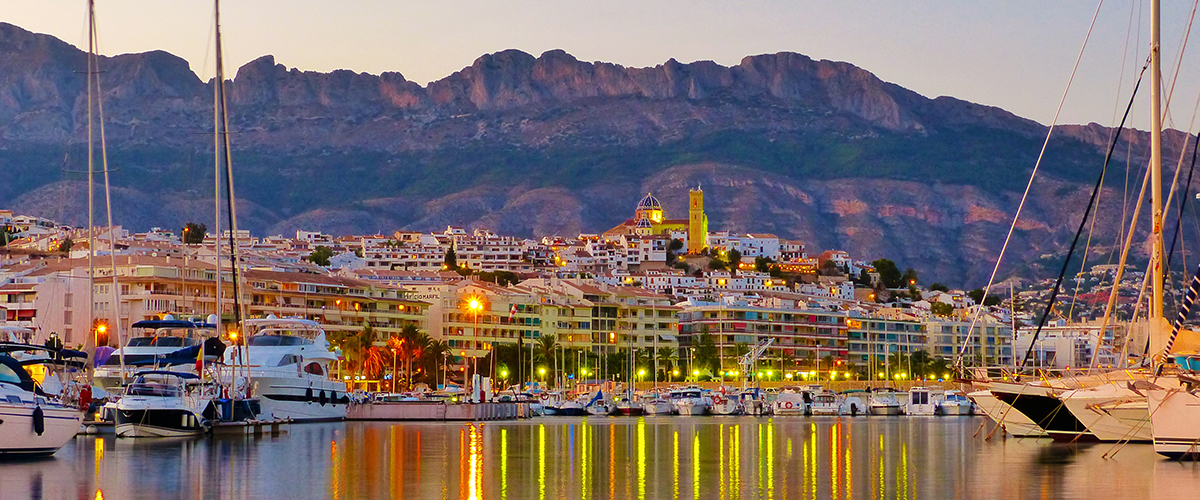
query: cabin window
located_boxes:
[304,363,325,376]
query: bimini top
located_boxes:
[132,370,200,380]
[243,317,323,331]
[636,193,662,210]
[130,320,215,330]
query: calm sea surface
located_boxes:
[3,416,1199,499]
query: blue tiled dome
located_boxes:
[637,193,662,210]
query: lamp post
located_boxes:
[467,296,483,399]
[391,347,398,392]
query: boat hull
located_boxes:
[991,383,1095,442]
[968,390,1045,437]
[868,404,902,416]
[115,408,205,438]
[1147,386,1200,459]
[250,377,349,422]
[0,404,83,456]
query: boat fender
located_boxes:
[306,388,314,404]
[850,403,858,416]
[319,390,327,406]
[32,406,45,436]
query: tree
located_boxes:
[754,256,774,273]
[819,259,843,276]
[57,237,73,253]
[478,271,521,286]
[854,269,872,287]
[536,334,557,386]
[309,245,335,267]
[668,239,684,252]
[708,258,727,270]
[444,245,459,271]
[931,302,955,317]
[182,222,207,244]
[0,226,10,246]
[930,283,949,292]
[694,333,719,374]
[901,268,919,287]
[726,249,742,274]
[983,295,1002,306]
[871,259,903,288]
[656,347,677,381]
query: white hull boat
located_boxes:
[0,348,85,456]
[1146,378,1200,459]
[968,389,1045,437]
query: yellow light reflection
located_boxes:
[766,423,774,500]
[581,422,589,500]
[673,431,680,500]
[692,432,700,500]
[539,424,546,500]
[501,428,508,500]
[468,424,482,500]
[638,418,646,500]
[845,424,853,500]
[831,425,838,499]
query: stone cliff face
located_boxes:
[0,22,1180,286]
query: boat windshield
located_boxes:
[247,335,312,346]
[127,336,196,347]
[125,383,182,398]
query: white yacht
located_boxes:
[905,387,938,416]
[772,388,807,415]
[868,388,904,416]
[640,392,674,415]
[93,317,218,392]
[839,391,866,416]
[709,390,743,416]
[115,371,213,438]
[810,389,841,416]
[937,390,974,416]
[0,344,86,457]
[219,317,347,422]
[673,387,711,416]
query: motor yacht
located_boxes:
[640,392,674,415]
[937,390,974,416]
[709,390,742,415]
[810,389,841,416]
[839,390,866,416]
[868,388,903,416]
[905,387,938,416]
[772,388,807,416]
[0,344,86,457]
[115,371,213,437]
[93,317,218,392]
[673,387,711,416]
[219,317,347,422]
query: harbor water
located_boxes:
[3,416,1199,499]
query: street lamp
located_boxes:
[466,296,484,397]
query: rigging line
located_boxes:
[1068,170,1105,320]
[955,0,1106,369]
[1021,64,1146,371]
[1166,132,1199,273]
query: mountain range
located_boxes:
[0,22,1188,287]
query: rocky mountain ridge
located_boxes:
[0,22,1186,286]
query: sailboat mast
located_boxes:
[1150,0,1165,322]
[88,4,127,379]
[86,0,96,355]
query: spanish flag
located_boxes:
[196,345,204,375]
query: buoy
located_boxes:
[32,406,45,436]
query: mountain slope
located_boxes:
[0,22,1182,286]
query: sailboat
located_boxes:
[982,0,1200,446]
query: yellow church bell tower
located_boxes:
[687,185,708,254]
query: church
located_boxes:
[603,187,709,254]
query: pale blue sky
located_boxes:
[3,1,1198,130]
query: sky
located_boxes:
[4,0,1200,130]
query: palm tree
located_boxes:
[656,347,677,381]
[422,339,452,387]
[536,334,557,386]
[362,346,386,381]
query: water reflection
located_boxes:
[1,417,1199,499]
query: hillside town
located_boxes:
[1,189,1126,383]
